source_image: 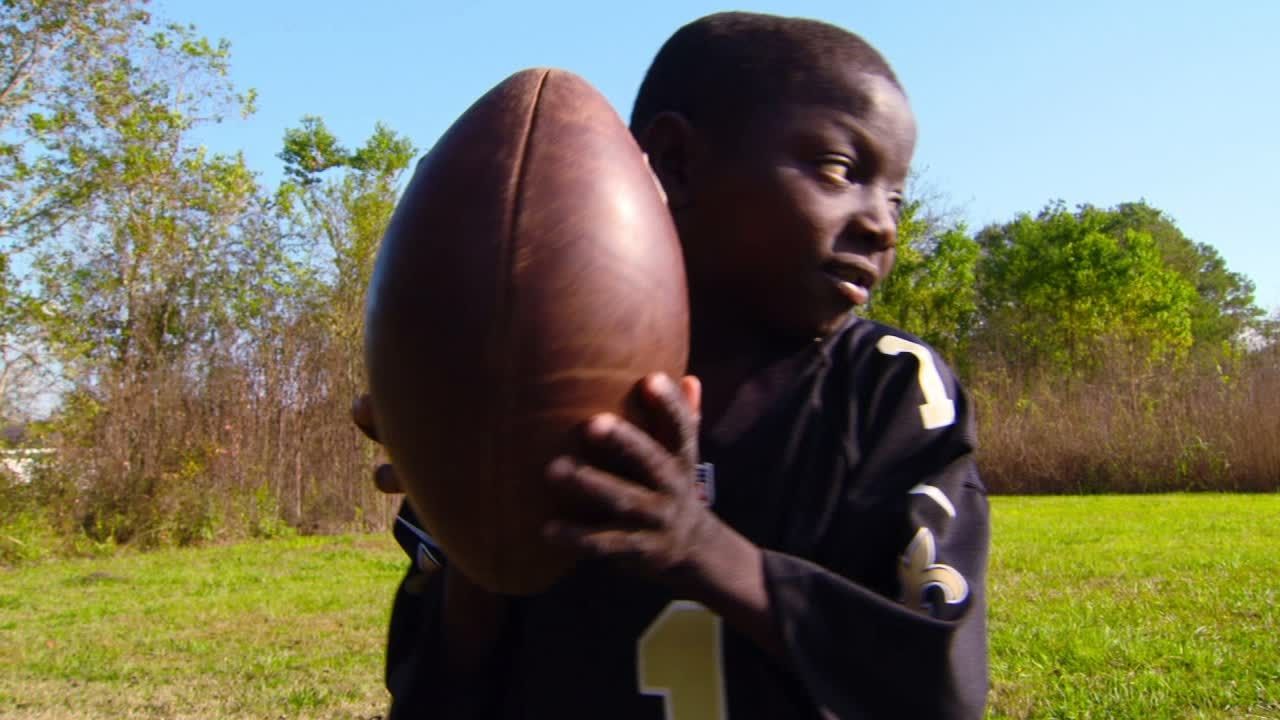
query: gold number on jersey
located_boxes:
[875,336,956,430]
[637,601,727,720]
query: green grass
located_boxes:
[1,495,1278,718]
[988,494,1280,719]
[0,534,406,719]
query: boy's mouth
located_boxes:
[835,280,869,305]
[823,258,879,306]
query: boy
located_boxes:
[355,11,989,719]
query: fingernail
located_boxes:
[588,414,616,436]
[647,373,671,393]
[547,456,575,478]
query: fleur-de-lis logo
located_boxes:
[899,527,969,617]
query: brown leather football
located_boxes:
[364,68,689,595]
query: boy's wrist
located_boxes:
[666,515,785,659]
[667,513,761,607]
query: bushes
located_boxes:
[1,323,395,565]
[974,343,1280,493]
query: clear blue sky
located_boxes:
[165,0,1280,313]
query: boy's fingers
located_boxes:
[543,522,656,563]
[546,457,665,527]
[580,413,682,492]
[354,396,403,495]
[351,394,380,443]
[635,373,699,461]
[680,375,702,417]
[373,463,402,494]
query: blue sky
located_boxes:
[166,0,1280,312]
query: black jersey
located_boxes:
[384,318,989,719]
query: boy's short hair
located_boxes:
[630,12,902,140]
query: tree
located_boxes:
[277,116,414,345]
[975,202,1198,375]
[269,116,414,525]
[3,0,271,406]
[27,19,262,376]
[1,0,154,418]
[867,197,980,369]
[1105,202,1261,352]
[1,0,154,240]
[6,9,287,545]
[0,3,409,544]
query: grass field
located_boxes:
[0,535,404,719]
[2,494,1278,719]
[987,494,1279,719]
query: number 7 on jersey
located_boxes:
[876,335,955,430]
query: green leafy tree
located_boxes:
[1104,201,1261,352]
[3,1,274,406]
[975,202,1198,375]
[1,0,154,240]
[28,20,262,374]
[0,2,407,543]
[6,10,288,545]
[867,197,980,368]
[1,0,155,418]
[277,116,414,345]
[267,117,414,524]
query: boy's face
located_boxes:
[676,70,916,340]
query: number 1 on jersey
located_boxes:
[637,601,727,720]
[875,336,956,430]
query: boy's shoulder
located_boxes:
[824,317,959,386]
[820,316,974,449]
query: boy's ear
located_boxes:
[636,111,698,211]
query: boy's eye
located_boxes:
[816,154,854,184]
[888,192,905,220]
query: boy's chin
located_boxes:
[814,307,859,338]
[784,305,859,343]
[761,294,861,344]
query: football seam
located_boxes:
[492,68,551,589]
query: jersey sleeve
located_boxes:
[383,502,515,720]
[384,501,451,718]
[762,330,990,719]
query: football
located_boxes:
[364,68,689,595]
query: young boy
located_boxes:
[355,11,989,719]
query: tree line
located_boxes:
[1,1,1275,560]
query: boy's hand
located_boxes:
[543,373,721,585]
[351,394,402,494]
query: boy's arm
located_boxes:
[763,459,988,719]
[757,335,989,719]
[627,455,987,720]
[545,343,988,719]
[542,373,785,659]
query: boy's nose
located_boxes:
[838,185,898,253]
